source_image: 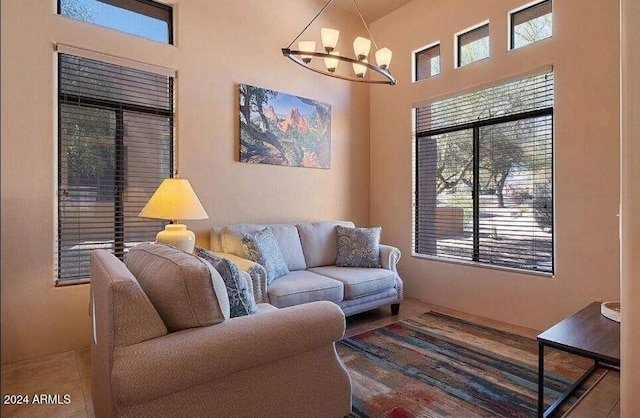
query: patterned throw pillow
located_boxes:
[335,225,382,268]
[194,247,259,318]
[242,227,290,284]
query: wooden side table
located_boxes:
[537,302,620,418]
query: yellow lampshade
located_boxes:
[353,36,371,60]
[321,27,340,52]
[138,178,208,222]
[375,47,393,70]
[138,178,208,253]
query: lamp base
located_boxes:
[156,224,196,253]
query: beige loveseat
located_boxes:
[90,246,352,418]
[210,221,404,316]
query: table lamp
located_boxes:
[138,178,208,253]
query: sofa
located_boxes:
[90,245,352,418]
[209,220,403,316]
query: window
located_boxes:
[414,71,554,274]
[57,53,174,283]
[457,23,490,67]
[58,0,172,44]
[510,0,552,50]
[415,43,441,81]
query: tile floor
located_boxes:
[1,348,93,418]
[1,298,619,418]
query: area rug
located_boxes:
[337,311,605,418]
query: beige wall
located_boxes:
[621,0,640,415]
[0,0,370,363]
[370,0,621,331]
[1,0,634,396]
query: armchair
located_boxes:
[90,249,352,418]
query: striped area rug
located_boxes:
[337,311,605,418]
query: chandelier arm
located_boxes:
[286,56,391,84]
[282,49,397,85]
[352,0,379,50]
[287,0,336,49]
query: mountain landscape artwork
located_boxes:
[239,84,331,169]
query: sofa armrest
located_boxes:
[111,301,345,407]
[380,244,401,272]
[210,251,268,303]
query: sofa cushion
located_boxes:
[221,224,306,271]
[195,247,259,318]
[255,303,279,314]
[337,288,400,316]
[296,221,355,268]
[242,228,290,283]
[335,225,382,268]
[267,270,344,308]
[125,244,230,332]
[308,266,396,299]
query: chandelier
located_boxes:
[282,0,397,85]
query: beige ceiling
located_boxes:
[355,0,414,22]
[314,0,414,23]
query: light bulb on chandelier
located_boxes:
[298,41,316,64]
[281,0,396,85]
[324,51,340,72]
[353,59,368,78]
[321,28,340,52]
[375,47,393,70]
[353,36,371,61]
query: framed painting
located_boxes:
[239,84,331,169]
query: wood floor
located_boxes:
[0,298,619,418]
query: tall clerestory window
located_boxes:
[413,71,554,274]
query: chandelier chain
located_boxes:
[286,0,336,49]
[352,0,379,50]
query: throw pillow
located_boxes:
[296,221,355,267]
[335,225,382,268]
[194,247,259,318]
[242,227,290,283]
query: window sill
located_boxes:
[55,278,90,287]
[411,252,555,278]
